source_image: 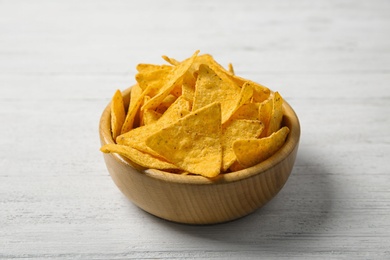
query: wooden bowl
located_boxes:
[99,87,300,225]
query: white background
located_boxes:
[1,0,389,259]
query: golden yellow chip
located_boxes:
[233,126,290,168]
[181,72,196,103]
[118,124,162,158]
[110,89,125,140]
[191,54,258,93]
[192,54,249,88]
[267,92,284,136]
[121,84,144,134]
[136,63,173,73]
[248,81,271,103]
[135,64,173,96]
[146,102,222,178]
[170,83,182,98]
[141,109,162,126]
[100,144,179,170]
[181,80,194,104]
[117,96,191,157]
[192,54,237,82]
[221,119,264,171]
[138,95,151,126]
[230,102,260,121]
[161,55,180,66]
[142,50,199,111]
[154,94,177,114]
[228,63,234,75]
[258,96,273,137]
[235,81,254,112]
[152,96,191,125]
[193,64,251,123]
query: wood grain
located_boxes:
[1,0,390,259]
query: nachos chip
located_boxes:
[121,84,143,133]
[110,89,125,140]
[221,119,264,171]
[100,51,290,177]
[141,50,199,111]
[100,144,179,170]
[146,102,222,178]
[193,64,238,121]
[117,96,191,158]
[233,126,290,168]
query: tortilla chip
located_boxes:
[251,81,271,103]
[192,54,242,85]
[121,84,144,134]
[267,92,284,136]
[228,63,234,75]
[258,96,273,137]
[141,109,162,126]
[230,102,260,121]
[100,144,179,170]
[117,96,191,157]
[154,94,177,114]
[141,50,199,111]
[233,126,290,168]
[135,64,173,96]
[146,102,222,177]
[161,55,180,66]
[181,72,196,104]
[193,64,245,123]
[110,89,125,140]
[221,119,264,171]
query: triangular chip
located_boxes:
[100,144,179,170]
[136,63,173,73]
[141,109,162,126]
[191,54,243,86]
[235,81,254,112]
[193,64,251,123]
[267,92,284,136]
[146,102,222,177]
[170,83,182,98]
[161,55,180,66]
[154,94,177,114]
[181,71,196,104]
[221,119,264,171]
[110,89,125,140]
[121,84,144,134]
[228,63,234,75]
[251,81,271,103]
[233,126,290,168]
[258,96,273,137]
[135,64,173,96]
[117,96,191,157]
[141,50,199,111]
[230,102,260,121]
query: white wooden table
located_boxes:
[1,0,390,259]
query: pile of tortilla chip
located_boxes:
[100,51,290,178]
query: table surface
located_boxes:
[1,0,390,259]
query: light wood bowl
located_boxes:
[99,87,300,225]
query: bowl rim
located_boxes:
[99,86,300,185]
